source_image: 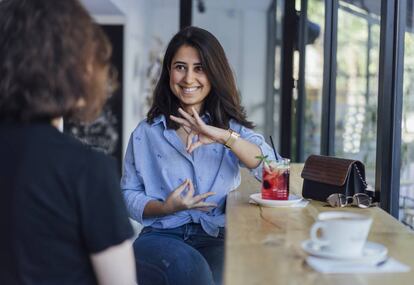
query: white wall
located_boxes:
[137,0,180,122]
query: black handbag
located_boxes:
[301,155,369,202]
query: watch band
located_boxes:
[224,129,240,149]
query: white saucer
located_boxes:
[249,193,303,207]
[301,240,388,264]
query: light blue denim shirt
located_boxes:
[121,114,279,237]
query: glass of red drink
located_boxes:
[261,158,290,200]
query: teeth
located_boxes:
[182,87,199,93]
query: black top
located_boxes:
[0,122,134,285]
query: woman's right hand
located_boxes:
[163,179,217,215]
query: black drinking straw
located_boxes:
[269,136,279,162]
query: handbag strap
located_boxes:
[353,164,374,191]
[353,164,379,205]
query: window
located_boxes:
[400,0,414,229]
[334,1,381,186]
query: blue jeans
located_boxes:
[133,223,224,285]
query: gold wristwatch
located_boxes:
[224,129,240,149]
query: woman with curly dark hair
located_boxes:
[121,26,280,285]
[0,0,136,284]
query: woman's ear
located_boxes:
[76,97,87,108]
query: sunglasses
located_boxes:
[326,193,375,209]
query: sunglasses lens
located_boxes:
[327,194,347,207]
[354,193,371,208]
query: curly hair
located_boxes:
[0,0,112,123]
[147,26,254,129]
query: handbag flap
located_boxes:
[301,155,358,186]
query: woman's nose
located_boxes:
[183,69,194,84]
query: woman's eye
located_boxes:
[195,66,203,72]
[175,65,186,71]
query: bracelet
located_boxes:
[224,129,240,149]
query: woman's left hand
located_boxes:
[170,107,227,153]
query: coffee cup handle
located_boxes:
[310,222,330,246]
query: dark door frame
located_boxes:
[375,0,405,216]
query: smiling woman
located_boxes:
[147,26,253,131]
[121,26,281,285]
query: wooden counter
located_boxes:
[224,164,414,285]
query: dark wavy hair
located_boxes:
[0,0,112,123]
[147,26,254,129]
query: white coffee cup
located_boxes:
[310,211,373,257]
